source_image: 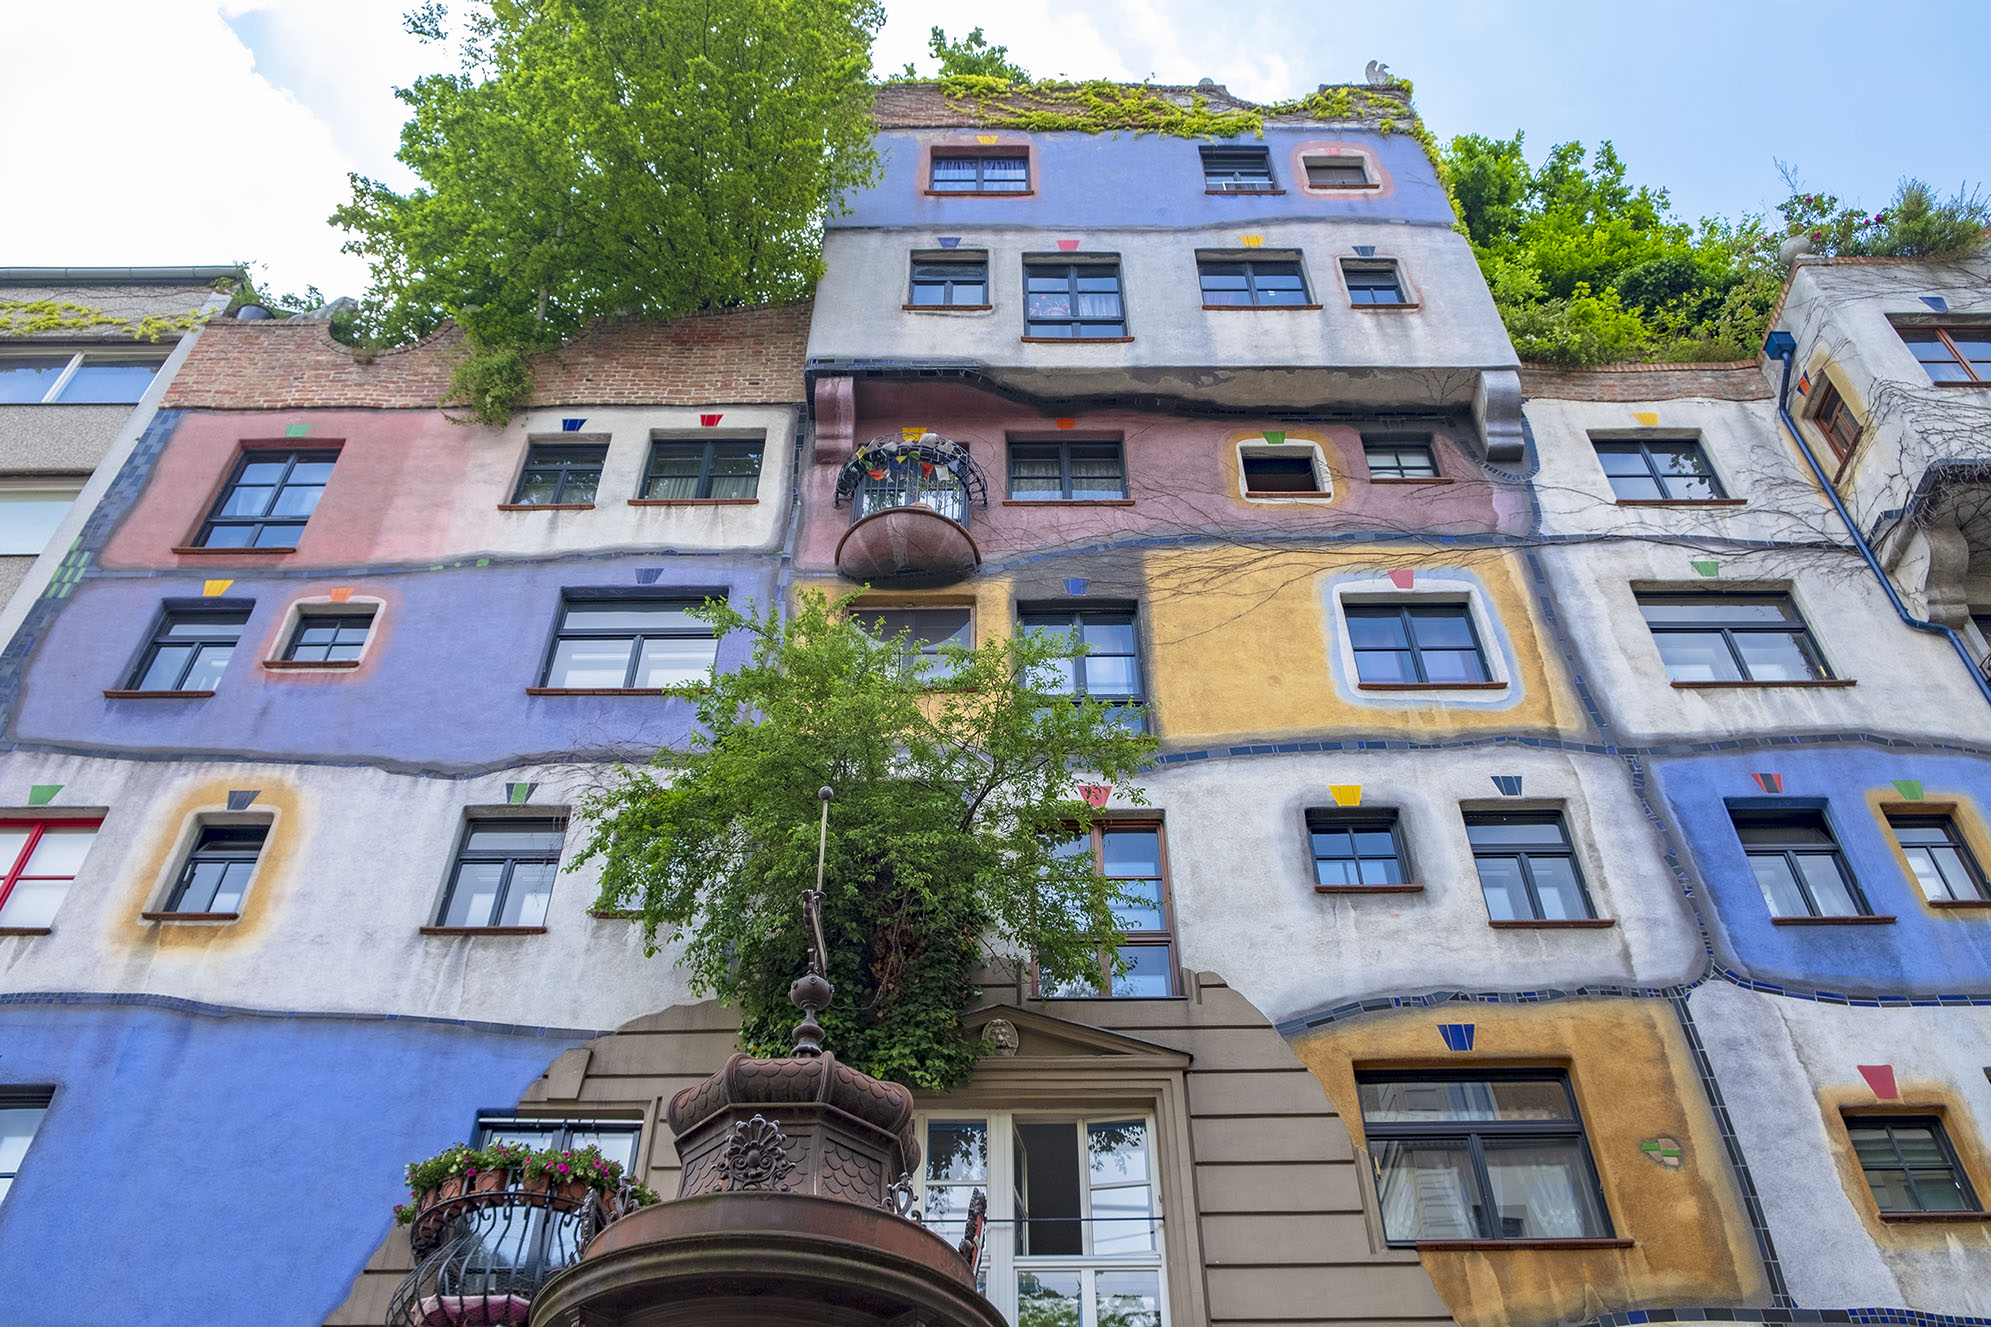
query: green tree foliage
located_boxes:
[575,591,1158,1089]
[902,25,1028,80]
[332,0,883,420]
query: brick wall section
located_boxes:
[162,301,812,410]
[1520,360,1774,402]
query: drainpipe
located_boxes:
[1762,329,1991,707]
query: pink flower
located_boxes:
[557,1163,571,1174]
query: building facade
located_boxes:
[0,83,1986,1327]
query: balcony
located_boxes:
[834,434,988,586]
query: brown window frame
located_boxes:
[1897,326,1991,385]
[1036,818,1177,999]
[1811,379,1863,460]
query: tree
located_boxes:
[574,591,1158,1089]
[332,0,883,418]
[901,25,1028,81]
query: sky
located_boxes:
[3,0,1987,301]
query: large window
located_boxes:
[1343,261,1408,306]
[1357,1074,1612,1244]
[1847,1116,1979,1214]
[1364,438,1438,479]
[910,258,990,307]
[0,477,86,555]
[1008,441,1126,501]
[1636,593,1830,683]
[1200,145,1275,191]
[1593,438,1726,501]
[196,449,337,548]
[0,351,166,404]
[437,818,566,929]
[539,598,717,690]
[931,153,1029,193]
[641,439,762,501]
[1812,380,1863,460]
[1889,813,1991,902]
[1345,602,1491,685]
[1464,812,1597,922]
[855,606,973,681]
[1041,823,1175,998]
[1024,263,1126,339]
[126,606,250,693]
[0,1092,51,1205]
[1020,607,1146,731]
[283,609,374,663]
[1198,258,1308,307]
[162,824,268,915]
[1307,810,1408,889]
[1730,807,1870,918]
[511,444,605,506]
[918,1113,1167,1327]
[0,820,99,930]
[1898,327,1991,385]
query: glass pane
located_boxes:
[707,446,762,499]
[0,829,28,874]
[268,481,324,518]
[1864,1166,1920,1212]
[22,825,95,877]
[547,638,636,688]
[1890,1127,1947,1166]
[1657,472,1718,501]
[1482,1138,1606,1237]
[1027,292,1074,320]
[1076,290,1123,318]
[136,646,192,691]
[565,1128,641,1172]
[1419,647,1488,683]
[515,471,563,504]
[1733,814,1833,847]
[55,360,161,403]
[983,158,1027,187]
[1101,829,1160,878]
[1352,648,1416,683]
[443,861,505,927]
[1372,1138,1478,1240]
[1111,944,1172,997]
[0,877,66,928]
[197,523,253,548]
[253,521,303,548]
[1639,597,1800,625]
[217,484,276,517]
[162,614,248,640]
[1528,857,1591,919]
[1360,1079,1573,1122]
[464,822,565,854]
[1087,1120,1150,1184]
[1109,878,1163,932]
[0,1104,47,1171]
[1474,856,1533,920]
[1464,818,1568,849]
[563,603,702,633]
[0,357,74,403]
[643,447,701,500]
[1749,854,1812,917]
[1082,654,1139,697]
[1908,1170,1973,1212]
[1733,630,1824,681]
[931,157,977,185]
[1903,848,1958,901]
[924,1182,977,1245]
[0,489,79,555]
[1607,474,1666,500]
[181,643,234,692]
[206,860,255,913]
[1094,1270,1162,1327]
[1346,611,1410,649]
[635,636,717,687]
[498,861,556,927]
[1652,631,1743,682]
[1067,445,1125,500]
[1017,1270,1083,1327]
[927,1121,988,1183]
[1795,853,1861,915]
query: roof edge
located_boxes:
[0,265,245,286]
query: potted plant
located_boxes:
[393,1140,660,1225]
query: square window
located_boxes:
[1888,813,1991,902]
[931,152,1029,193]
[1344,261,1408,306]
[1038,824,1174,997]
[128,606,250,692]
[1024,263,1126,339]
[438,817,567,928]
[0,819,100,929]
[1364,437,1438,479]
[1307,809,1408,888]
[197,450,336,549]
[1896,326,1991,385]
[1593,438,1726,501]
[512,443,606,505]
[1198,257,1308,307]
[909,258,989,307]
[1463,812,1597,921]
[1345,602,1491,685]
[0,1091,52,1206]
[1358,1073,1612,1242]
[1019,606,1146,731]
[855,606,972,681]
[1304,155,1370,188]
[1201,146,1276,192]
[1729,807,1869,918]
[163,823,268,914]
[541,597,717,690]
[1636,593,1830,683]
[641,439,763,501]
[1812,380,1863,460]
[0,477,86,555]
[283,609,374,664]
[1007,441,1126,500]
[1847,1116,1979,1213]
[1241,449,1324,494]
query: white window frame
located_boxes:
[914,1109,1170,1327]
[0,476,88,556]
[1234,438,1333,504]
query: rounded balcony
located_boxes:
[833,433,988,587]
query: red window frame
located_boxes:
[0,818,102,918]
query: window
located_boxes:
[196,450,336,548]
[438,817,566,928]
[1899,327,1991,385]
[909,258,989,307]
[0,820,99,929]
[0,351,166,404]
[1357,1074,1612,1243]
[511,444,605,506]
[919,1114,1167,1326]
[1304,155,1371,188]
[856,606,972,681]
[1730,807,1869,918]
[641,439,763,501]
[1847,1116,1979,1214]
[1345,603,1491,685]
[127,607,250,692]
[1889,814,1991,902]
[1198,258,1309,307]
[477,1114,642,1171]
[0,477,85,555]
[1040,823,1175,997]
[1008,441,1127,500]
[1593,438,1726,501]
[1201,145,1275,192]
[931,153,1029,193]
[1024,263,1126,339]
[1241,448,1326,495]
[1343,261,1409,306]
[1307,810,1408,889]
[1636,593,1830,683]
[1364,438,1438,479]
[0,1092,51,1205]
[540,598,717,690]
[1464,813,1597,921]
[1020,607,1147,731]
[1812,380,1863,460]
[163,824,268,914]
[283,609,374,663]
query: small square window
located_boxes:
[1241,450,1324,495]
[163,823,268,914]
[642,439,763,501]
[1730,807,1870,918]
[1008,441,1127,500]
[910,258,989,307]
[1812,380,1863,460]
[1307,810,1407,888]
[0,1091,52,1206]
[1198,258,1309,307]
[284,609,374,663]
[1897,326,1991,385]
[856,606,972,681]
[541,596,718,690]
[1637,593,1830,683]
[1343,261,1408,306]
[931,153,1029,193]
[128,607,250,692]
[1201,146,1276,192]
[1463,813,1597,921]
[0,477,86,555]
[438,817,566,928]
[1889,813,1991,902]
[1847,1116,1980,1213]
[1364,437,1438,479]
[1304,155,1370,188]
[0,819,100,929]
[1346,602,1491,685]
[197,450,336,549]
[1594,438,1726,501]
[513,444,605,505]
[1024,263,1126,339]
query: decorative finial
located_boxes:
[789,786,836,1056]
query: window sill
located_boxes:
[497,502,594,511]
[1877,1209,1991,1222]
[1350,302,1421,312]
[1489,917,1616,929]
[1245,491,1334,500]
[1928,898,1991,910]
[1615,499,1748,508]
[420,925,549,936]
[103,689,215,699]
[1357,681,1506,692]
[1370,476,1453,485]
[525,687,663,696]
[0,926,51,936]
[1771,914,1896,925]
[1003,498,1136,507]
[588,909,641,920]
[1670,679,1855,689]
[262,659,361,671]
[902,304,993,312]
[1315,883,1424,895]
[1413,1237,1634,1252]
[169,545,296,556]
[923,189,1036,198]
[1020,336,1135,344]
[1205,188,1287,195]
[1202,304,1324,311]
[141,911,239,923]
[1304,183,1383,193]
[627,498,760,507]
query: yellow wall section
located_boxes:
[1292,1001,1769,1327]
[109,778,302,952]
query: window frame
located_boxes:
[928,150,1031,195]
[0,818,102,930]
[638,437,765,502]
[510,442,607,507]
[1462,811,1600,922]
[160,821,270,916]
[124,604,251,694]
[434,815,569,931]
[1887,812,1991,903]
[1356,1070,1615,1246]
[0,475,88,556]
[1592,437,1729,502]
[1237,441,1331,499]
[1036,819,1176,999]
[1341,259,1413,308]
[908,256,992,309]
[0,1090,53,1207]
[1843,1113,1982,1215]
[194,447,339,549]
[0,349,168,404]
[1006,440,1128,502]
[1200,145,1278,193]
[1022,260,1129,340]
[1363,437,1439,480]
[535,594,720,692]
[1811,379,1863,460]
[1197,256,1313,309]
[1635,592,1832,684]
[1728,805,1874,919]
[1344,601,1494,687]
[280,607,375,665]
[1306,809,1412,892]
[1301,153,1374,190]
[1018,605,1148,731]
[852,604,974,682]
[1896,326,1991,385]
